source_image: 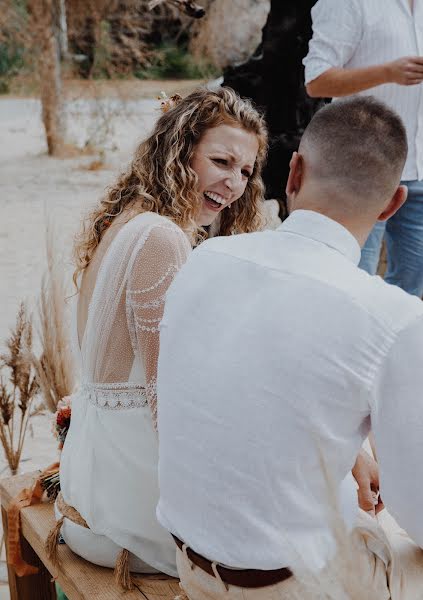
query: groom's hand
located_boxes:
[352,449,385,516]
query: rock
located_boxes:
[189,0,270,69]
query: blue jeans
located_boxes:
[359,180,423,297]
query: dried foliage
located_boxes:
[67,0,146,78]
[149,0,205,19]
[66,0,199,78]
[31,227,75,412]
[0,1,30,91]
[0,303,39,474]
[2,0,206,81]
[279,452,376,599]
[0,1,30,48]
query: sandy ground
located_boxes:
[0,79,201,597]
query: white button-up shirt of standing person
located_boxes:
[157,97,423,600]
[303,0,423,297]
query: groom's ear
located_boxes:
[285,152,304,206]
[377,185,408,222]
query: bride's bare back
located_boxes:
[75,211,191,425]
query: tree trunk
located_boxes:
[58,0,68,57]
[223,0,324,206]
[29,0,65,156]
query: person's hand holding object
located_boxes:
[352,448,385,517]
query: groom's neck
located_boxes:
[291,189,376,249]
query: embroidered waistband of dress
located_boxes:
[79,382,148,410]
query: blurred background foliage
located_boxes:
[134,42,218,80]
[0,0,322,201]
[0,0,28,92]
[0,0,220,92]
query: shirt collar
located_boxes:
[277,209,361,266]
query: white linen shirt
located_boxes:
[157,210,423,572]
[303,0,423,181]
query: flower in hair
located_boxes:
[158,91,182,113]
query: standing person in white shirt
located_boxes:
[157,97,423,599]
[303,0,423,296]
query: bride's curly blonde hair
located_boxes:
[74,86,268,283]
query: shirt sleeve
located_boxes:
[126,224,191,431]
[303,0,363,84]
[371,316,423,548]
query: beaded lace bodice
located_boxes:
[75,212,191,428]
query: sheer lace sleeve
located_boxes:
[126,223,191,430]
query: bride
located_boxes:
[53,87,268,586]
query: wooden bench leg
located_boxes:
[2,508,57,600]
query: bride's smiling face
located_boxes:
[191,123,259,226]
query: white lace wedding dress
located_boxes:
[58,212,191,576]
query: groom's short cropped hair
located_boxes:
[300,96,408,205]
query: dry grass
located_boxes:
[284,451,377,599]
[0,303,39,474]
[31,225,75,412]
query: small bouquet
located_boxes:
[53,396,71,450]
[39,464,61,501]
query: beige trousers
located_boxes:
[175,511,423,600]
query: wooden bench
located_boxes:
[0,472,180,600]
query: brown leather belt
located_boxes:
[172,535,293,589]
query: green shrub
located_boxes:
[135,43,219,80]
[0,41,25,93]
[0,0,28,92]
[0,42,24,77]
[0,79,10,94]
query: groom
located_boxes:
[157,96,423,599]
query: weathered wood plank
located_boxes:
[134,576,182,600]
[0,473,180,600]
[2,506,57,600]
